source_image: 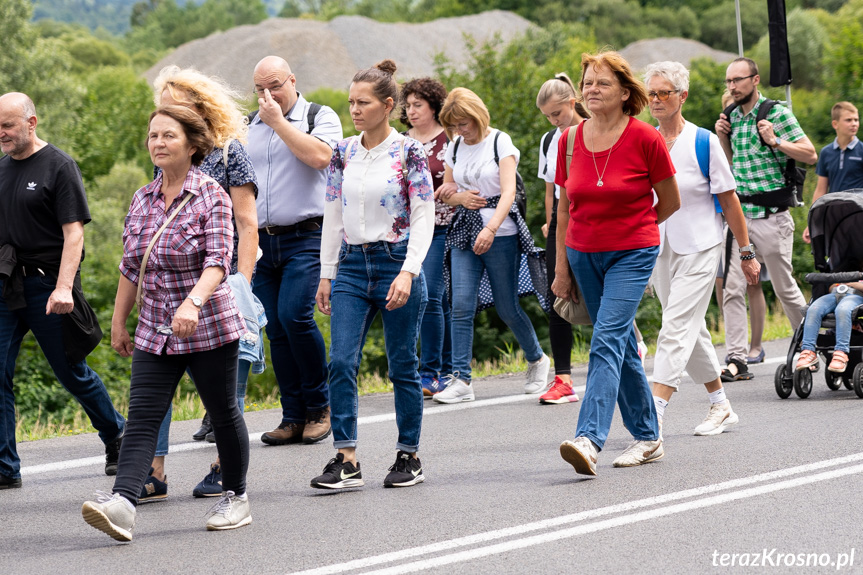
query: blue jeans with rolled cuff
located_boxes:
[328,240,427,452]
[567,246,660,451]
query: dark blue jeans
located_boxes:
[567,246,659,450]
[329,241,427,451]
[253,229,328,424]
[419,226,453,379]
[0,275,125,479]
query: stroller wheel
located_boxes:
[825,370,842,391]
[853,364,863,399]
[793,368,813,399]
[775,364,793,399]
[843,374,854,390]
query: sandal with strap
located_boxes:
[828,350,849,373]
[795,350,819,372]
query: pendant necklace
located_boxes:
[590,122,615,187]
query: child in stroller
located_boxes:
[775,190,863,398]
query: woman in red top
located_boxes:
[552,51,680,477]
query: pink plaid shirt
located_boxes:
[120,166,245,354]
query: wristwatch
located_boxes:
[187,296,203,310]
[772,137,783,149]
[739,244,756,254]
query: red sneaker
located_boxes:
[539,376,579,404]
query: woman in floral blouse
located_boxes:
[314,60,434,490]
[400,77,452,397]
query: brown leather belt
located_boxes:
[262,216,323,236]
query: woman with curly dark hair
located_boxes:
[400,77,452,397]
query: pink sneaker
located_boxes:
[540,376,580,404]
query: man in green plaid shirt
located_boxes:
[715,57,817,382]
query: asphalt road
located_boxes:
[3,336,863,575]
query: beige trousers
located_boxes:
[723,210,806,362]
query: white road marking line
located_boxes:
[289,451,863,575]
[359,463,863,575]
[19,386,583,477]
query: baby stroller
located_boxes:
[774,190,863,399]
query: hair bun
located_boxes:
[375,59,397,77]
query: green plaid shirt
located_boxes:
[730,95,805,218]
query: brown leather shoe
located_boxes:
[261,422,304,445]
[303,407,332,444]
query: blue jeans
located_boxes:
[155,359,251,456]
[450,235,543,382]
[801,293,863,354]
[253,229,328,424]
[328,240,427,452]
[419,226,453,379]
[0,275,125,479]
[567,246,659,450]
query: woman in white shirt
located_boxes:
[314,60,434,490]
[433,87,551,404]
[644,61,760,437]
[534,73,589,405]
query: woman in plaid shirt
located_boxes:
[82,106,251,542]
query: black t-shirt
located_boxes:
[0,144,90,268]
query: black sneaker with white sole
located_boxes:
[383,450,425,488]
[310,453,364,489]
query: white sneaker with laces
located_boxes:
[82,490,136,542]
[693,400,739,436]
[612,438,664,467]
[205,490,252,531]
[432,376,474,404]
[524,353,551,394]
[559,437,598,476]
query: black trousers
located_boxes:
[113,340,248,505]
[546,197,574,375]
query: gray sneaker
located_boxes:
[612,438,664,468]
[205,491,252,531]
[82,491,136,542]
[560,437,598,476]
[524,354,551,394]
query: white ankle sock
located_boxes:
[708,388,727,405]
[653,396,668,419]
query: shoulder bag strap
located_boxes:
[222,138,233,170]
[565,125,578,179]
[136,193,195,309]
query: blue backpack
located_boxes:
[694,126,722,214]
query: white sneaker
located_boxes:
[206,491,252,531]
[559,437,598,476]
[524,353,551,394]
[694,400,739,436]
[612,438,664,467]
[82,491,136,542]
[432,376,474,404]
[637,341,648,367]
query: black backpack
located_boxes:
[722,99,805,208]
[540,128,556,176]
[452,131,528,219]
[247,102,322,134]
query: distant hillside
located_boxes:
[144,11,535,94]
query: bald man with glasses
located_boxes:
[246,57,343,446]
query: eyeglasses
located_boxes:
[253,77,290,96]
[724,74,756,86]
[648,90,680,102]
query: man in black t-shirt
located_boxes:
[0,92,125,489]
